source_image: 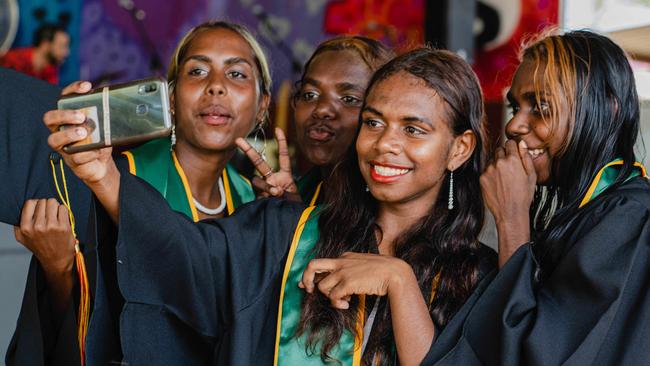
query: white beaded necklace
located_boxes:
[193,177,227,215]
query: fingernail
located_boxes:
[270,187,279,195]
[520,140,528,149]
[75,111,85,122]
[76,127,87,137]
[81,81,91,90]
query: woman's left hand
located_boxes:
[299,252,413,309]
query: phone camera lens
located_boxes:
[136,104,148,115]
[138,83,158,94]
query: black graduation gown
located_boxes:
[2,67,93,366]
[93,170,496,365]
[88,171,304,365]
[423,176,650,365]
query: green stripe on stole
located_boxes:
[275,206,363,365]
[124,138,255,220]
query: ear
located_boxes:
[256,92,271,125]
[448,130,476,171]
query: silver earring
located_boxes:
[365,185,370,192]
[448,170,454,210]
[170,123,176,150]
[254,122,267,161]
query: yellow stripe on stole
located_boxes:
[171,151,199,222]
[222,168,236,215]
[122,151,136,175]
[308,182,323,207]
[579,161,647,208]
[273,206,318,366]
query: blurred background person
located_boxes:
[0,23,70,84]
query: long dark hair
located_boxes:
[296,48,488,364]
[521,31,641,272]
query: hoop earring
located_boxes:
[253,122,267,161]
[448,170,454,210]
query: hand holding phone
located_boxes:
[57,77,172,153]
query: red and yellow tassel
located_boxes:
[50,156,90,366]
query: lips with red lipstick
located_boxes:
[199,105,232,126]
[369,161,412,183]
[305,124,335,144]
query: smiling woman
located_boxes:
[43,46,496,365]
[425,30,650,366]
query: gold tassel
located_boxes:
[50,155,89,366]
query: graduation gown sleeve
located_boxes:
[3,68,92,365]
[423,177,650,366]
[97,171,305,365]
[0,67,91,229]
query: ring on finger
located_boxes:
[262,170,273,179]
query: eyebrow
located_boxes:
[337,82,365,93]
[363,105,434,128]
[302,78,365,93]
[184,55,253,68]
[506,90,549,104]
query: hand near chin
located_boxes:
[481,139,537,266]
[43,81,115,185]
[236,127,301,202]
[299,252,413,309]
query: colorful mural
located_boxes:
[9,0,557,102]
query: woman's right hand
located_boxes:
[44,81,115,185]
[480,139,537,267]
[44,81,121,222]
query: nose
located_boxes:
[374,126,402,155]
[505,112,531,140]
[311,95,337,120]
[206,74,227,96]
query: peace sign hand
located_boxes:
[236,128,302,202]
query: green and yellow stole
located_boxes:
[579,159,647,208]
[122,138,255,221]
[274,206,365,365]
[274,207,442,365]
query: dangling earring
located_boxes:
[254,121,267,161]
[365,185,370,192]
[170,108,176,151]
[170,123,176,150]
[448,170,454,210]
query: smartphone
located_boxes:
[58,77,172,153]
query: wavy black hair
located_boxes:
[296,47,489,364]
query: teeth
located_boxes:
[527,148,545,157]
[373,165,409,177]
